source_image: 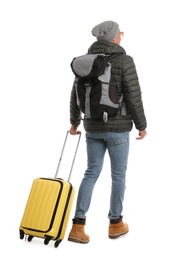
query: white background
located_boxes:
[0,0,186,259]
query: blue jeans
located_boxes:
[74,131,130,220]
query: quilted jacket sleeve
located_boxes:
[122,56,147,131]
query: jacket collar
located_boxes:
[88,39,126,55]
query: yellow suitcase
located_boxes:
[19,131,81,248]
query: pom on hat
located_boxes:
[91,21,119,42]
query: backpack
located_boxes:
[70,53,126,122]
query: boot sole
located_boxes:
[109,230,129,239]
[68,236,90,244]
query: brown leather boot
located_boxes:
[68,218,89,243]
[109,218,129,239]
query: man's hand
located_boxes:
[70,125,81,135]
[136,130,147,140]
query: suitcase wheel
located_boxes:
[54,240,62,248]
[28,235,34,242]
[19,229,24,240]
[44,236,52,245]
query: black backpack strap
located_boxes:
[109,52,127,117]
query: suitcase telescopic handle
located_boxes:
[55,130,81,181]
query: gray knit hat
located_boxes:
[91,21,119,42]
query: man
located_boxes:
[68,20,147,243]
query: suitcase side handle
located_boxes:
[55,130,81,181]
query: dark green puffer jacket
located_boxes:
[70,40,147,132]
